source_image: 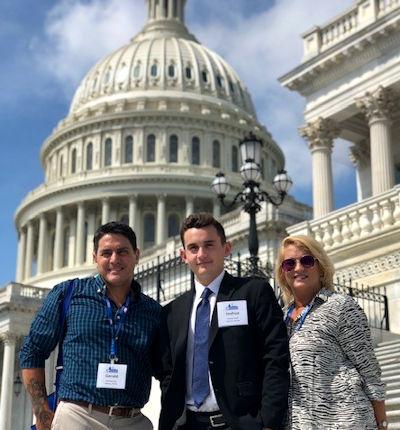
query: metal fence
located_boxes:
[135,254,389,331]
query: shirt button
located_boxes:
[116,316,121,320]
[209,360,214,365]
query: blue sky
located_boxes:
[0,0,355,287]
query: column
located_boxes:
[185,196,194,217]
[213,199,221,218]
[76,202,86,265]
[300,117,339,218]
[24,221,34,279]
[356,86,395,195]
[349,141,371,201]
[53,207,64,270]
[129,195,138,233]
[156,194,166,245]
[102,198,110,224]
[86,211,96,262]
[68,218,76,267]
[168,0,174,17]
[37,214,48,275]
[15,227,26,282]
[0,334,16,430]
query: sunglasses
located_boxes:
[281,255,317,272]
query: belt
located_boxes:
[66,400,141,418]
[186,410,227,428]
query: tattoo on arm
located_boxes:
[26,378,52,426]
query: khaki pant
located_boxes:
[51,401,153,430]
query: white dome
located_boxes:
[69,4,256,117]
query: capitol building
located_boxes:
[1,0,400,429]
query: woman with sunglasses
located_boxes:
[276,235,387,430]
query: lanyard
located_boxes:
[285,301,313,332]
[104,294,131,363]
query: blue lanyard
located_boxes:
[285,302,313,331]
[104,294,131,363]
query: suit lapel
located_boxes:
[174,288,195,359]
[209,272,237,347]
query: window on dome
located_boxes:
[104,68,112,85]
[232,145,239,172]
[191,137,200,165]
[202,70,208,83]
[71,148,77,174]
[124,135,133,163]
[104,138,112,167]
[144,213,155,248]
[86,142,93,171]
[59,155,64,177]
[216,75,224,88]
[186,66,192,80]
[147,134,156,162]
[169,135,178,163]
[168,64,176,78]
[151,64,158,77]
[168,213,180,238]
[212,140,221,168]
[229,80,235,93]
[133,63,141,78]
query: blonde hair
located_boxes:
[275,235,335,305]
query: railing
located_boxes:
[302,0,400,58]
[135,254,389,331]
[287,186,400,251]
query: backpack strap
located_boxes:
[50,278,76,411]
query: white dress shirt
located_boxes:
[185,270,225,412]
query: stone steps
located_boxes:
[375,340,400,428]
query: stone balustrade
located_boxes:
[287,186,400,250]
[302,0,400,59]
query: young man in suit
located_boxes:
[159,213,289,430]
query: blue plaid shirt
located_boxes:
[20,275,164,408]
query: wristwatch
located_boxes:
[378,419,388,429]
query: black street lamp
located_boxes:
[211,132,293,275]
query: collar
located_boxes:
[95,274,141,302]
[194,270,225,299]
[284,288,332,319]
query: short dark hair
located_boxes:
[93,222,137,253]
[180,212,226,246]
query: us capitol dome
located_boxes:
[14,0,309,289]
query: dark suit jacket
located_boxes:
[159,272,289,430]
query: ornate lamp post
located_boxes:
[211,132,293,275]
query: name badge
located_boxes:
[96,363,127,389]
[217,300,248,327]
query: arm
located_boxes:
[22,368,54,430]
[337,296,386,422]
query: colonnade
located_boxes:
[16,194,221,283]
[300,86,396,218]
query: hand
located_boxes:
[35,409,55,430]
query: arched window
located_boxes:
[104,138,112,167]
[191,137,200,165]
[202,70,208,83]
[168,64,175,78]
[169,135,178,163]
[144,213,155,248]
[124,135,133,163]
[71,148,77,174]
[133,63,141,78]
[229,80,235,93]
[232,145,239,172]
[216,75,224,88]
[212,140,221,168]
[168,214,180,237]
[86,142,93,171]
[59,154,64,177]
[151,64,158,77]
[146,134,156,162]
[185,66,192,80]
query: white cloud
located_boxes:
[33,0,146,95]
